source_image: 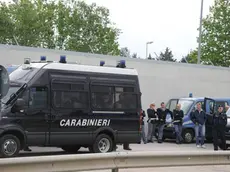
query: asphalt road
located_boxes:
[15,140,230,172]
[18,140,224,157]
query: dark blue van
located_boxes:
[155,97,230,143]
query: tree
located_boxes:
[132,53,137,58]
[0,0,120,55]
[120,47,130,57]
[147,53,155,60]
[200,0,230,67]
[180,49,198,63]
[157,47,176,62]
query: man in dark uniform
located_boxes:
[157,102,173,143]
[212,105,227,151]
[147,103,158,143]
[173,104,184,144]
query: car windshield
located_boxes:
[1,86,21,105]
[10,65,39,83]
[178,99,194,115]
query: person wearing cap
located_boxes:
[157,102,173,143]
[190,102,207,148]
[173,104,184,144]
[147,103,158,143]
[212,105,227,151]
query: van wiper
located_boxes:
[5,83,27,105]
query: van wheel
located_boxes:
[91,134,113,153]
[0,134,20,158]
[182,129,194,143]
[61,146,81,153]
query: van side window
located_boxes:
[91,85,114,109]
[91,85,137,110]
[52,82,88,109]
[115,87,137,109]
[29,87,48,109]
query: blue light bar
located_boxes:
[59,55,67,63]
[100,60,105,66]
[40,56,46,61]
[189,93,193,98]
[120,60,126,65]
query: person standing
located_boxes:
[141,110,147,144]
[173,104,184,144]
[157,102,173,143]
[147,103,158,143]
[212,105,227,151]
[190,102,207,148]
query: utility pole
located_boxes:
[197,0,204,64]
[146,41,153,59]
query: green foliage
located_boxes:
[201,0,230,67]
[157,47,176,62]
[0,0,120,55]
[120,47,130,57]
[180,50,198,64]
[132,53,137,58]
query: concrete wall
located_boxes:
[1,44,230,111]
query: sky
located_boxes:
[85,0,215,60]
[2,0,215,60]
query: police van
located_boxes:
[156,96,230,143]
[0,56,142,158]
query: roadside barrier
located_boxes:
[1,151,230,172]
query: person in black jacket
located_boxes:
[173,104,184,144]
[157,102,173,143]
[190,102,207,148]
[212,105,227,151]
[140,110,147,144]
[147,103,158,143]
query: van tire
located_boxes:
[91,134,113,153]
[0,134,21,158]
[61,146,81,153]
[182,129,194,143]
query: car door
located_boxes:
[20,87,50,146]
[204,97,216,138]
[48,75,92,146]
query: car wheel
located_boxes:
[0,134,21,158]
[61,146,81,153]
[91,134,113,153]
[182,129,194,143]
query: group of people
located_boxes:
[141,101,229,151]
[142,102,184,145]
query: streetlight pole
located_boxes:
[197,0,204,64]
[146,41,153,59]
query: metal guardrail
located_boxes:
[1,151,230,172]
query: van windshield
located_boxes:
[10,66,39,83]
[178,99,194,115]
[2,86,20,104]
